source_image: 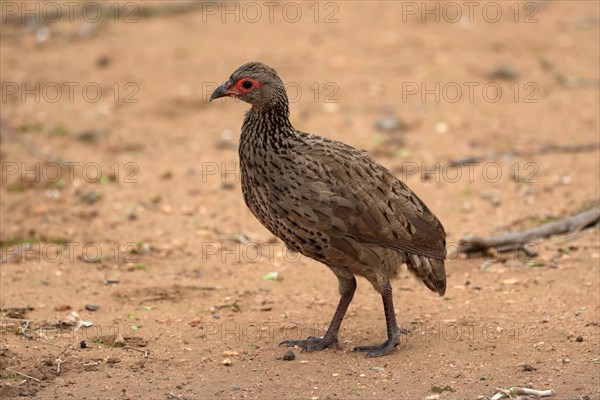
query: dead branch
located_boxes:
[459,207,600,255]
[490,386,554,399]
[23,135,64,164]
[450,143,599,166]
[0,243,32,264]
[2,367,42,383]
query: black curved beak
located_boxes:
[210,80,237,101]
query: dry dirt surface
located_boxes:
[1,1,599,399]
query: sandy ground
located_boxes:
[1,1,599,399]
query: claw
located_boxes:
[280,335,338,352]
[353,331,401,357]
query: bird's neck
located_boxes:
[241,100,297,149]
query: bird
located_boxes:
[210,62,447,357]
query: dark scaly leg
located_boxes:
[353,281,404,357]
[280,276,356,352]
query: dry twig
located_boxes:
[3,367,42,382]
[490,386,553,399]
[450,143,600,166]
[0,243,33,264]
[459,207,599,255]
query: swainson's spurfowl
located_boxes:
[210,62,447,357]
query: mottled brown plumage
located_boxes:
[211,62,446,357]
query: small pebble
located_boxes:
[96,55,111,68]
[576,336,584,342]
[85,304,99,312]
[523,364,536,371]
[488,64,520,80]
[222,358,232,366]
[282,350,296,361]
[81,190,100,204]
[107,357,121,364]
[80,341,87,349]
[374,115,409,132]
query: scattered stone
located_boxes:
[80,341,87,349]
[215,129,238,150]
[81,190,100,204]
[523,364,537,371]
[96,55,111,68]
[543,344,555,352]
[576,336,584,342]
[426,395,440,400]
[54,304,71,311]
[481,192,501,207]
[282,350,295,361]
[370,366,385,372]
[488,64,520,80]
[107,357,121,364]
[222,358,232,366]
[222,350,239,357]
[76,129,109,142]
[434,121,449,134]
[374,115,409,132]
[160,171,173,180]
[85,304,99,312]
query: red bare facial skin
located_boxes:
[210,78,262,101]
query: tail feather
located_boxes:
[407,254,446,296]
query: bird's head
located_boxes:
[210,62,288,110]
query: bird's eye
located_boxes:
[241,80,253,90]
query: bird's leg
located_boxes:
[280,276,356,352]
[353,281,404,357]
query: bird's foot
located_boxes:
[353,328,408,357]
[280,335,338,352]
